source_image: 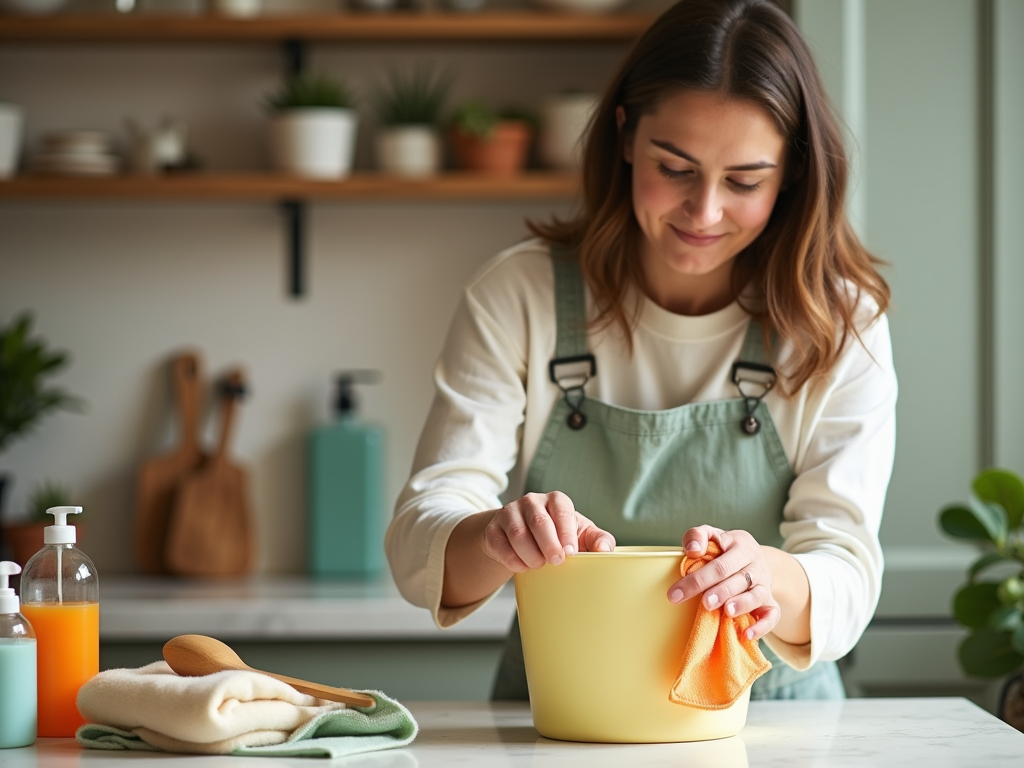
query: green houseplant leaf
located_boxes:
[969,552,1018,581]
[939,501,1006,544]
[953,582,1003,628]
[988,604,1023,632]
[0,311,84,456]
[958,627,1024,678]
[973,468,1024,530]
[939,467,1024,683]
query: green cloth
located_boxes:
[76,690,418,759]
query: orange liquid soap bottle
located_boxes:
[20,506,100,738]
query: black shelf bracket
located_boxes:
[282,199,306,298]
[280,41,308,299]
[283,39,307,78]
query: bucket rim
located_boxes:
[571,545,684,557]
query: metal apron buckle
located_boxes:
[549,354,596,430]
[730,361,777,435]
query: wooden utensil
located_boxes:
[164,368,256,577]
[133,351,206,574]
[163,634,376,708]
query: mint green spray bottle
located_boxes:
[307,371,384,578]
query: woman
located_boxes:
[386,0,896,701]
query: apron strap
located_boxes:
[738,317,772,367]
[552,252,589,360]
[548,249,595,431]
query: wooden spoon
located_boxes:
[163,634,376,708]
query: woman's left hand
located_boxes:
[667,525,780,641]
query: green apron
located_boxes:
[491,256,845,701]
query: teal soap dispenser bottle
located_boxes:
[0,561,37,749]
[308,371,384,578]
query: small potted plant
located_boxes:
[0,311,83,559]
[938,467,1024,731]
[265,72,358,179]
[448,99,535,176]
[4,480,73,566]
[371,65,454,178]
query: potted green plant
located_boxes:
[265,72,358,179]
[371,65,454,178]
[448,99,535,176]
[0,311,83,559]
[5,479,73,566]
[938,467,1024,730]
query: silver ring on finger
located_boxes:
[740,568,753,592]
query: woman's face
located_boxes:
[622,89,787,315]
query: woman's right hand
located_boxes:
[481,491,616,572]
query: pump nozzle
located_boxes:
[0,561,22,614]
[45,505,82,545]
[333,370,382,418]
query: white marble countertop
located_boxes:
[6,698,1023,767]
[98,546,972,642]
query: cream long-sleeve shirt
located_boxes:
[386,239,897,671]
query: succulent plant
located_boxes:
[264,72,355,112]
[450,100,537,141]
[27,479,73,524]
[371,65,454,127]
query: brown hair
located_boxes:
[529,0,890,393]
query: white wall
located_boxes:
[0,33,628,574]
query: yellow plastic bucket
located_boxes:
[514,545,750,743]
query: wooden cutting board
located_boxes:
[133,351,206,574]
[164,368,256,577]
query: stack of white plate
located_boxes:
[27,131,120,176]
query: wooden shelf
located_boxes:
[0,171,580,201]
[0,11,654,43]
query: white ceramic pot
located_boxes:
[444,0,487,11]
[376,126,441,178]
[211,0,261,16]
[0,103,24,179]
[269,108,358,179]
[540,92,599,170]
[0,0,68,14]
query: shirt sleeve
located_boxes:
[764,309,898,670]
[385,268,533,629]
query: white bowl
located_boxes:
[528,0,628,14]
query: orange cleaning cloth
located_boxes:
[668,541,771,710]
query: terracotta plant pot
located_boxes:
[3,522,47,566]
[450,121,531,175]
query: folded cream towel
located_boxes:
[76,661,417,757]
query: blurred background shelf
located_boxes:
[0,11,656,43]
[0,171,580,200]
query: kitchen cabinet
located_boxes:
[0,10,654,294]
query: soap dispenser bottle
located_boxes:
[308,371,384,578]
[0,561,37,749]
[20,506,99,738]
